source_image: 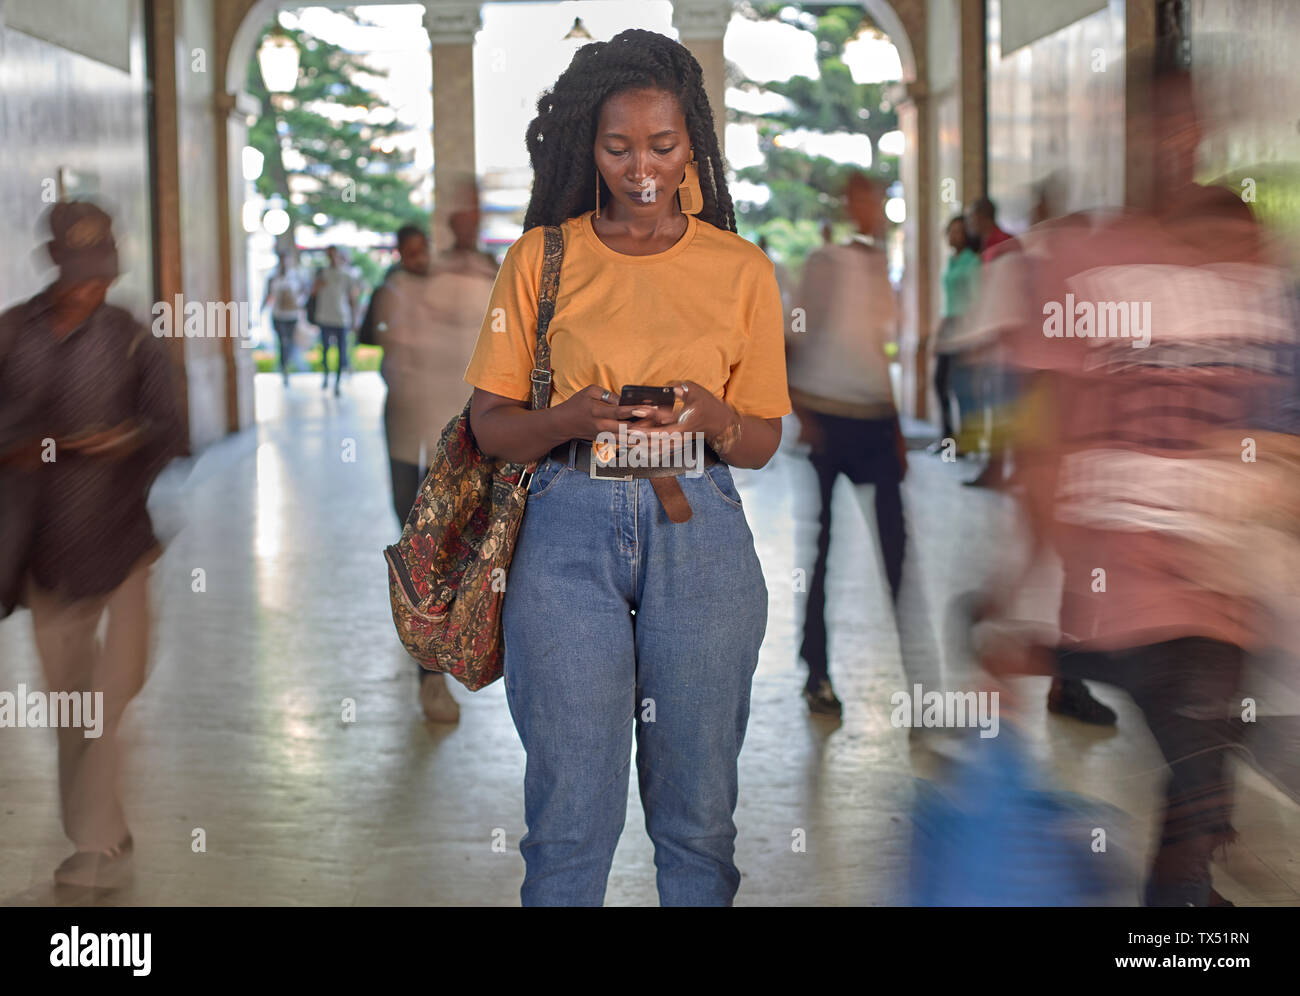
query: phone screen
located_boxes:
[618,385,675,416]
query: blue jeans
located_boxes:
[271,317,296,378]
[502,453,769,906]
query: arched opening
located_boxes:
[721,1,918,412]
[216,0,924,422]
[225,2,435,412]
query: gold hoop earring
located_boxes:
[677,148,703,216]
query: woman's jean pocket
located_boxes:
[701,463,744,509]
[526,457,568,500]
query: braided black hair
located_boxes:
[522,29,735,233]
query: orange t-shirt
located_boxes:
[463,211,791,419]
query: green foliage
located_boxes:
[749,217,827,280]
[348,251,389,291]
[253,344,383,374]
[731,3,901,268]
[246,16,430,239]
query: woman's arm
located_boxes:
[643,382,782,470]
[718,415,782,469]
[469,390,568,464]
[469,385,647,464]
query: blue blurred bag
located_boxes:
[909,727,1129,906]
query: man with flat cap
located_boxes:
[0,201,184,890]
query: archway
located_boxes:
[214,0,931,424]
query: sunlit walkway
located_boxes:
[1,372,1296,905]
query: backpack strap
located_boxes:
[529,225,565,412]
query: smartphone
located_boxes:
[618,385,675,420]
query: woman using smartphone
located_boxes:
[463,29,790,906]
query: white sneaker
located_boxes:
[419,672,460,723]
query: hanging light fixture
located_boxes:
[563,17,592,41]
[257,24,300,94]
[843,24,903,86]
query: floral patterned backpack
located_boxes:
[383,226,564,690]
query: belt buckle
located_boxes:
[589,440,632,481]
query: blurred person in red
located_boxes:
[966,196,1014,264]
[0,201,184,889]
[979,62,1300,906]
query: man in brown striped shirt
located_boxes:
[0,202,183,890]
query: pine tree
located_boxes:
[245,15,429,248]
[730,3,901,268]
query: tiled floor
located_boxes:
[1,372,1296,906]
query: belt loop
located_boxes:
[566,439,577,469]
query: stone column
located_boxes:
[147,0,192,449]
[959,0,987,205]
[897,79,934,421]
[216,89,261,434]
[672,0,732,155]
[425,1,482,252]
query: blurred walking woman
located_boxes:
[464,30,790,906]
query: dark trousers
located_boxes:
[933,353,956,440]
[271,318,296,380]
[1057,638,1244,906]
[389,458,421,533]
[799,412,906,688]
[390,455,425,680]
[319,324,348,382]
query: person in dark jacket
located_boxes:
[0,201,184,890]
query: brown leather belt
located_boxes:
[548,439,718,476]
[546,439,720,523]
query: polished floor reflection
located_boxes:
[1,372,1296,906]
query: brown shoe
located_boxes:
[419,672,460,723]
[54,835,134,890]
[803,679,843,716]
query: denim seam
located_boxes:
[630,479,641,596]
[702,465,744,510]
[635,752,739,838]
[528,460,567,500]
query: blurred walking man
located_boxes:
[0,202,183,889]
[788,173,909,715]
[376,210,497,723]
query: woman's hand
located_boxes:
[671,380,736,446]
[551,385,653,442]
[617,380,734,456]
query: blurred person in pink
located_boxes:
[982,63,1300,905]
